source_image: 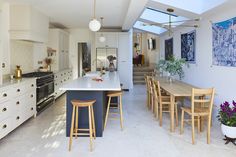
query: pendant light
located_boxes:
[89,0,101,32]
[99,17,106,42]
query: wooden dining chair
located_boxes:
[146,76,154,111]
[153,80,179,126]
[180,88,215,144]
[144,75,150,109]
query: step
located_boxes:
[133,67,154,72]
[133,75,145,80]
[133,80,145,84]
[133,71,152,76]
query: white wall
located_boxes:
[68,28,95,78]
[159,6,236,109]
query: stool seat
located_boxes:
[71,99,96,107]
[107,91,122,97]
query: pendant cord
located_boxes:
[93,0,96,18]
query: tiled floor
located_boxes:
[0,85,235,157]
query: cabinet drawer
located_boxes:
[0,101,12,122]
[0,88,14,103]
[0,118,12,139]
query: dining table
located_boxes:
[155,76,198,132]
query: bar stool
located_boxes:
[69,99,96,152]
[104,91,124,130]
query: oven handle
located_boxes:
[37,82,54,89]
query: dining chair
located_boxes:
[180,88,215,144]
[146,76,154,111]
[144,75,150,109]
[153,80,179,126]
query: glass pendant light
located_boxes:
[89,0,101,32]
[99,17,106,42]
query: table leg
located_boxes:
[170,95,175,132]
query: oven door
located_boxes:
[37,81,54,103]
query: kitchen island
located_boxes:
[60,72,121,137]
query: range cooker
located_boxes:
[22,72,54,113]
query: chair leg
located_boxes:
[88,106,93,152]
[75,107,79,139]
[180,110,184,134]
[175,104,178,127]
[156,101,159,120]
[104,97,111,130]
[159,103,163,126]
[91,106,96,139]
[119,95,124,130]
[191,115,195,144]
[207,116,211,144]
[197,116,200,133]
[69,105,76,151]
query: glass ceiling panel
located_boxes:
[140,8,188,26]
[133,21,167,35]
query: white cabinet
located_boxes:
[9,4,49,43]
[0,79,36,139]
[48,29,70,71]
[95,32,118,48]
[54,69,73,99]
[118,32,133,90]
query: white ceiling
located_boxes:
[5,0,131,28]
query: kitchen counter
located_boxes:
[60,72,121,91]
[60,71,121,137]
[0,78,36,89]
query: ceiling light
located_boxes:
[89,0,101,32]
[99,17,106,42]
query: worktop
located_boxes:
[0,78,36,89]
[60,72,121,91]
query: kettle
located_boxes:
[15,65,22,79]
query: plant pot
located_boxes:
[221,124,236,138]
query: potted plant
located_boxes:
[107,55,116,72]
[157,55,188,81]
[218,101,236,139]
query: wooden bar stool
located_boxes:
[104,91,124,130]
[69,99,96,152]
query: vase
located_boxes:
[108,62,115,72]
[221,124,236,138]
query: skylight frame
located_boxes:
[133,21,167,35]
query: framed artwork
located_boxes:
[181,30,196,63]
[212,17,236,67]
[165,38,173,60]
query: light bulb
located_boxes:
[89,19,101,32]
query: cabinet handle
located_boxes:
[61,74,63,76]
[31,84,34,87]
[3,93,7,97]
[64,79,66,81]
[31,107,34,111]
[17,89,20,92]
[31,95,34,98]
[61,81,63,83]
[2,108,7,112]
[2,124,7,129]
[55,83,57,86]
[16,101,20,105]
[16,116,20,120]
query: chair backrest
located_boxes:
[153,80,163,104]
[191,88,215,115]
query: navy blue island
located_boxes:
[60,72,121,137]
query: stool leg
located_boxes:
[119,95,124,130]
[69,105,76,151]
[104,96,111,130]
[91,106,96,139]
[75,106,79,139]
[88,106,93,152]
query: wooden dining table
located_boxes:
[155,76,198,132]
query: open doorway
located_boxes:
[78,42,91,77]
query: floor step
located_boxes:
[133,80,145,84]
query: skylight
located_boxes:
[133,21,167,35]
[152,0,227,14]
[140,8,188,27]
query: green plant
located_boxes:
[157,55,188,79]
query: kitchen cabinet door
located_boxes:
[105,33,118,48]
